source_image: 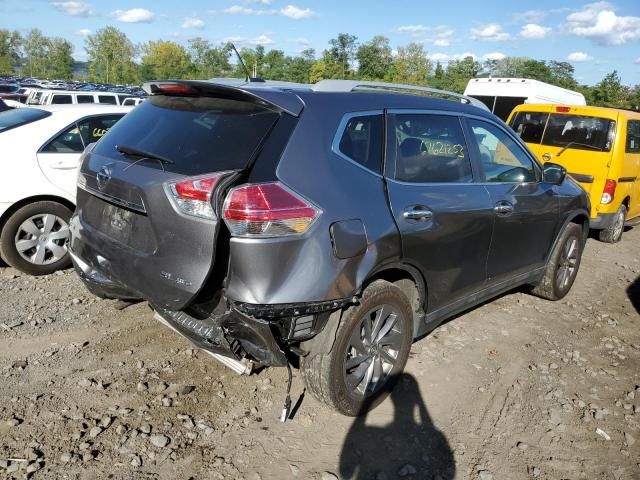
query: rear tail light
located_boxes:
[165,173,229,219]
[601,179,616,204]
[222,182,320,237]
[556,106,571,113]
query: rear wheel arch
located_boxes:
[364,264,427,317]
[622,196,631,209]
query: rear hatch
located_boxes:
[71,83,294,310]
[536,110,616,213]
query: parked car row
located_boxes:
[0,78,636,417]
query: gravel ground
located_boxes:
[0,228,639,480]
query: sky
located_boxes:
[1,0,639,85]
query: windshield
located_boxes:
[0,108,51,133]
[92,95,280,175]
[541,114,615,152]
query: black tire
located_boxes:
[530,223,583,301]
[301,280,413,416]
[598,204,626,243]
[0,201,73,276]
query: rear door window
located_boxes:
[92,96,280,175]
[626,120,640,153]
[390,113,473,183]
[542,114,615,152]
[51,94,72,104]
[41,125,85,153]
[78,115,124,144]
[468,118,538,183]
[509,111,549,144]
[336,114,383,174]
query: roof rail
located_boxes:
[312,80,489,111]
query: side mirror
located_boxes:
[543,162,566,185]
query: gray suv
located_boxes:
[69,79,590,416]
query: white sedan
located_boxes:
[0,105,131,275]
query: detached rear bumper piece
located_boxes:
[153,306,288,367]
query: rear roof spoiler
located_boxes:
[142,80,304,117]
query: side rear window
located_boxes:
[336,114,383,174]
[77,95,94,104]
[98,95,117,105]
[626,120,640,153]
[51,95,72,105]
[509,111,549,144]
[542,114,615,152]
[390,113,472,183]
[92,96,280,175]
[78,115,124,144]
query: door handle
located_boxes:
[542,153,552,161]
[493,201,514,216]
[403,207,433,220]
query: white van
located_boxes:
[463,78,586,121]
[28,90,134,106]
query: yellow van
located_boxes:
[507,104,640,242]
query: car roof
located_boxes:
[512,103,640,120]
[35,104,133,114]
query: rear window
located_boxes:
[0,108,51,133]
[626,120,640,153]
[0,84,19,93]
[542,114,615,152]
[337,114,383,174]
[509,111,549,144]
[92,96,280,175]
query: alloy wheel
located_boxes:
[14,214,70,265]
[556,236,578,289]
[343,304,404,397]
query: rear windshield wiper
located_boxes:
[116,144,175,171]
[556,142,604,157]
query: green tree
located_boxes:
[85,26,138,84]
[548,61,577,89]
[592,70,625,107]
[0,29,22,74]
[140,40,192,80]
[46,38,74,79]
[445,55,481,92]
[430,61,445,88]
[328,33,358,78]
[287,48,315,83]
[387,42,431,86]
[23,29,48,78]
[356,36,392,80]
[188,38,231,79]
[262,49,289,80]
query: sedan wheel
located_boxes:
[15,214,70,265]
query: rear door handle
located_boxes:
[403,207,433,220]
[493,201,514,216]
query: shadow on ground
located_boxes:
[627,275,640,313]
[339,373,455,480]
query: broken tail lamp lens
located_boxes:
[166,173,229,220]
[222,182,321,237]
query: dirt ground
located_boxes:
[1,228,639,480]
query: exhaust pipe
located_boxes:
[153,312,253,375]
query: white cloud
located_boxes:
[635,57,640,64]
[182,17,205,29]
[112,8,155,23]
[520,23,550,39]
[245,0,271,3]
[50,1,90,17]
[428,53,450,63]
[280,5,315,19]
[514,10,547,23]
[223,4,316,19]
[431,26,454,47]
[76,28,92,36]
[566,2,640,45]
[471,23,511,41]
[567,51,593,62]
[427,52,477,63]
[223,34,275,46]
[483,52,506,61]
[394,25,429,34]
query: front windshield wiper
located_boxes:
[116,144,175,171]
[556,141,604,157]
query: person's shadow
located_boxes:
[339,373,455,480]
[627,275,640,313]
